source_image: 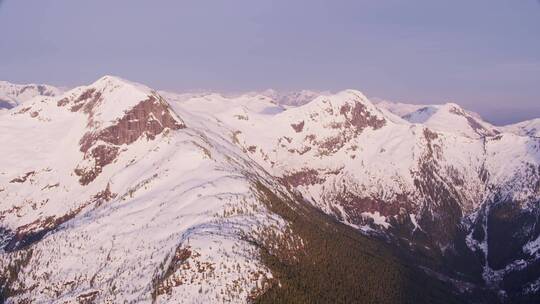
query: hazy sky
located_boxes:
[1,0,539,124]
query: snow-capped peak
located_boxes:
[2,76,185,186]
[54,75,179,128]
[90,75,153,94]
[402,102,499,138]
[293,89,374,112]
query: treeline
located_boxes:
[252,182,465,304]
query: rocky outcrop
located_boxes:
[73,93,185,185]
[282,168,324,187]
[338,100,386,132]
[290,121,304,133]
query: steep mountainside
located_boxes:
[0,77,466,303]
[0,76,280,303]
[169,89,540,303]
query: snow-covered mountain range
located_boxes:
[1,77,539,303]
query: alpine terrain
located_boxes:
[1,76,539,303]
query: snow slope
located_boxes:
[504,118,540,137]
[402,103,500,138]
[377,100,500,138]
[0,76,291,303]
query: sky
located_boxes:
[0,0,539,124]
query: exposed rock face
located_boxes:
[282,168,324,187]
[69,90,185,185]
[9,171,35,184]
[69,88,102,113]
[74,145,120,185]
[78,95,185,149]
[409,129,463,246]
[338,100,386,132]
[290,121,304,133]
[311,97,387,139]
[336,191,406,223]
[277,94,386,158]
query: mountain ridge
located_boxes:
[0,80,62,112]
[1,76,539,303]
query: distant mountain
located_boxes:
[504,118,540,137]
[1,77,539,303]
[258,89,330,107]
[0,81,62,111]
[402,103,500,138]
[375,99,427,117]
[377,100,500,138]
